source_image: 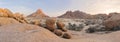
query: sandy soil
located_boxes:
[66,30,120,42]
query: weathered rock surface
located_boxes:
[0,24,63,42]
[0,17,20,26]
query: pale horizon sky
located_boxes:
[0,0,120,17]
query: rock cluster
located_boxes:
[0,8,28,24]
[56,21,67,32]
[45,18,72,39]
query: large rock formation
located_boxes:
[106,12,120,21]
[58,10,92,19]
[103,12,120,31]
[27,9,49,19]
[0,24,63,42]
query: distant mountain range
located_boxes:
[58,10,109,20]
[58,10,92,19]
[26,9,120,21]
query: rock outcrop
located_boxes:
[0,8,13,17]
[0,8,28,24]
[103,12,120,31]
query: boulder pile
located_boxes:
[0,8,28,24]
[45,18,72,39]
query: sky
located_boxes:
[0,0,120,17]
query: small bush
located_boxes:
[85,25,106,33]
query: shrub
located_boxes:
[68,23,84,31]
[75,24,84,31]
[85,25,106,33]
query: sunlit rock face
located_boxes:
[27,9,49,19]
[0,8,28,24]
[0,8,13,17]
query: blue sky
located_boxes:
[0,0,120,17]
[0,0,70,16]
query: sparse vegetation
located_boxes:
[68,23,84,31]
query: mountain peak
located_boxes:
[35,9,44,14]
[27,9,49,18]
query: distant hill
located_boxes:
[58,10,110,20]
[58,10,92,19]
[27,9,49,19]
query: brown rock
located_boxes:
[54,29,63,36]
[62,32,72,39]
[56,21,67,32]
[45,18,56,32]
